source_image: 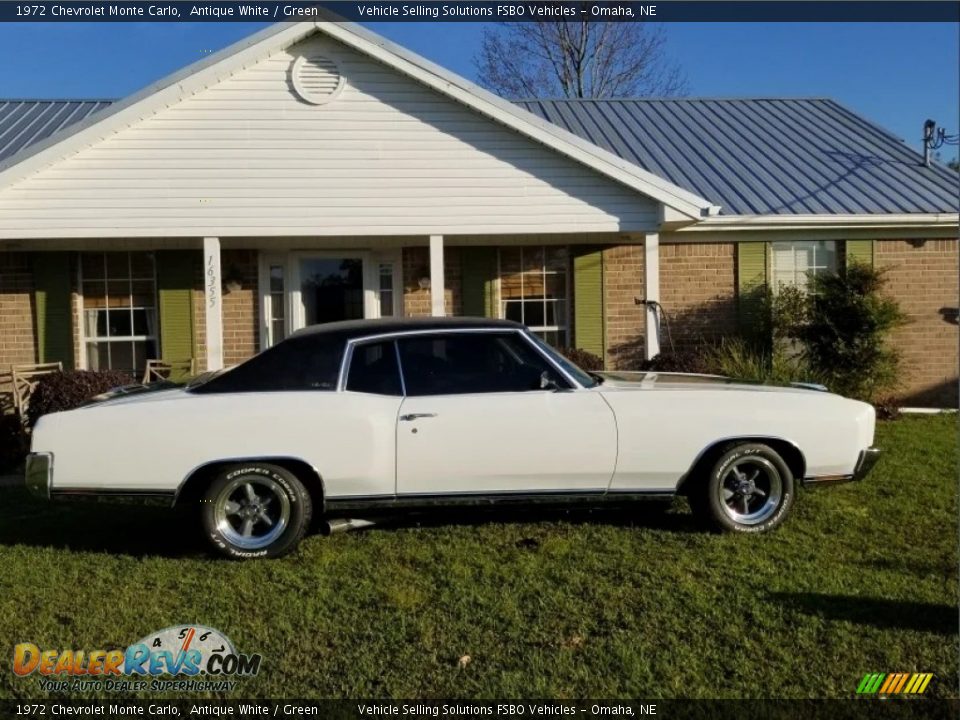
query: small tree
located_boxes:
[798,264,906,402]
[475,20,687,99]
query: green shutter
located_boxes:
[33,252,73,367]
[460,247,498,317]
[573,248,605,360]
[737,241,768,331]
[156,250,196,366]
[846,240,874,267]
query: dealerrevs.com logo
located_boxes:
[13,625,262,693]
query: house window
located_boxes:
[771,241,838,290]
[378,263,395,317]
[267,264,286,346]
[498,247,569,346]
[81,252,158,376]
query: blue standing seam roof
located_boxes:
[517,98,958,215]
[0,97,956,216]
[0,100,114,166]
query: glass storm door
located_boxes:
[298,257,365,327]
[261,252,401,350]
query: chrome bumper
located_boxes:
[852,447,881,481]
[25,452,53,499]
[802,447,880,488]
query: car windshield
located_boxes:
[524,332,598,388]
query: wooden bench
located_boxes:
[142,358,197,384]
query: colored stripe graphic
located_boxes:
[857,673,933,695]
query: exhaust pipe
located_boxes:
[323,518,379,535]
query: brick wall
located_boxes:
[660,242,738,351]
[602,244,645,370]
[221,249,259,367]
[402,246,461,317]
[876,239,958,407]
[0,253,37,366]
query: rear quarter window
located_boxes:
[190,336,345,393]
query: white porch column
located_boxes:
[203,236,224,371]
[643,232,661,360]
[429,234,445,317]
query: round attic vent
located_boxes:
[291,55,344,105]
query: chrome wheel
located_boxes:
[214,475,291,550]
[717,456,782,526]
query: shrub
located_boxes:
[0,413,29,472]
[799,264,907,402]
[558,347,604,371]
[638,349,713,374]
[706,337,824,386]
[27,370,134,427]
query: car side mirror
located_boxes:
[540,371,563,392]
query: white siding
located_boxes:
[0,35,659,239]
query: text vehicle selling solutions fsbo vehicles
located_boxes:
[26,318,880,559]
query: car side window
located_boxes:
[191,335,344,393]
[347,341,403,396]
[396,332,567,397]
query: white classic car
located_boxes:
[26,318,880,559]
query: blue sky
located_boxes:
[1,21,957,160]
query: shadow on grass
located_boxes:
[0,486,701,558]
[363,502,701,535]
[770,592,957,636]
[0,487,205,559]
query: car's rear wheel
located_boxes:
[691,443,795,533]
[201,463,312,559]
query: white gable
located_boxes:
[0,32,666,239]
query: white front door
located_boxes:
[394,331,617,496]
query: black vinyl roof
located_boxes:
[289,316,522,341]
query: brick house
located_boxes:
[0,21,957,406]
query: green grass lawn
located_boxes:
[0,415,956,700]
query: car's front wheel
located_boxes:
[201,463,312,559]
[691,443,795,533]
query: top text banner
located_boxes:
[2,1,958,23]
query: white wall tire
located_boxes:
[693,443,795,533]
[201,463,312,559]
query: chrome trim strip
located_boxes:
[51,488,176,498]
[326,489,674,511]
[801,474,854,488]
[393,340,407,397]
[338,328,511,392]
[173,455,327,509]
[516,329,582,389]
[677,435,807,491]
[340,327,585,396]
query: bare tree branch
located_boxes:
[475,18,689,99]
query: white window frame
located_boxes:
[496,246,571,346]
[257,249,401,351]
[770,240,838,291]
[78,251,159,374]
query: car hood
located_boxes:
[78,383,192,408]
[594,371,829,395]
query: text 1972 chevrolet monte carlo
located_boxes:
[26,318,880,559]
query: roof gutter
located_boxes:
[680,213,960,232]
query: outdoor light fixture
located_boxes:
[223,268,244,293]
[417,266,431,290]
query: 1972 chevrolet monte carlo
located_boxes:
[26,318,880,559]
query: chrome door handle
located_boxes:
[399,413,437,422]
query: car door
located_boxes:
[394,331,617,496]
